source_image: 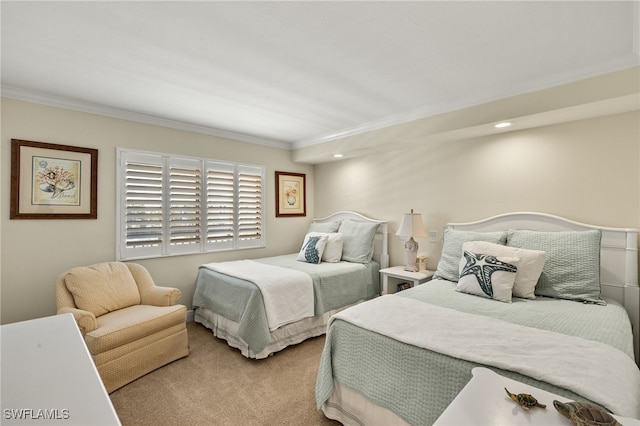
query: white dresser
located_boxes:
[1,314,121,425]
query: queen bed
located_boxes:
[316,212,640,425]
[192,211,388,359]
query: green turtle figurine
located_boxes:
[553,400,621,426]
[505,388,547,410]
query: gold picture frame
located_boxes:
[275,171,306,217]
[10,139,98,219]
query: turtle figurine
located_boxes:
[505,388,547,410]
[553,400,621,426]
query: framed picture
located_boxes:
[275,171,306,217]
[10,139,98,219]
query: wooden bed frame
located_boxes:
[448,212,639,364]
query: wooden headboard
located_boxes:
[313,211,389,269]
[448,212,639,364]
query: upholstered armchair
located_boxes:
[56,262,189,393]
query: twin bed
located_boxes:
[316,212,640,425]
[192,211,388,359]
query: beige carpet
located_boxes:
[110,322,340,426]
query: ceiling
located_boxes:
[2,1,639,152]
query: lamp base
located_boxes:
[403,237,419,272]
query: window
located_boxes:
[116,148,265,260]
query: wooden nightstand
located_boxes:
[379,266,434,295]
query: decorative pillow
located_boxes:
[462,241,545,299]
[297,233,329,264]
[307,221,341,233]
[308,232,343,263]
[64,262,141,317]
[506,229,604,305]
[338,219,380,264]
[456,251,520,303]
[433,229,508,283]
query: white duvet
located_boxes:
[201,260,314,331]
[331,295,640,419]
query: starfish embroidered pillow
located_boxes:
[456,251,520,303]
[462,241,546,299]
[297,233,328,264]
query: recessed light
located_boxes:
[333,154,344,158]
[494,122,512,129]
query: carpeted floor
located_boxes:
[110,322,340,426]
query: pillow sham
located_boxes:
[308,232,343,263]
[307,221,341,233]
[433,229,508,283]
[296,233,328,264]
[462,241,545,299]
[338,219,380,264]
[506,229,604,305]
[456,251,520,303]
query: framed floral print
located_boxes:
[10,139,98,219]
[275,171,306,217]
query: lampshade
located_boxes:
[395,209,428,238]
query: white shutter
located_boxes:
[205,161,235,251]
[168,158,202,254]
[117,149,265,260]
[119,151,164,259]
[237,164,264,248]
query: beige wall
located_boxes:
[2,96,639,325]
[314,111,640,271]
[1,98,314,324]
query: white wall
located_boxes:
[0,98,314,324]
[313,111,640,271]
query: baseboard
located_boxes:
[187,309,195,322]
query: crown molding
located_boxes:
[1,86,293,150]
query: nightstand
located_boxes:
[434,367,638,425]
[379,266,434,295]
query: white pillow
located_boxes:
[456,250,520,303]
[308,232,343,263]
[297,233,328,264]
[463,241,546,299]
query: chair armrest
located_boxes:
[140,285,181,306]
[58,307,97,336]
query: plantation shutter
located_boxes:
[205,161,235,251]
[120,152,164,259]
[169,158,202,254]
[117,149,265,260]
[237,164,264,248]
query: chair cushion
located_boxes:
[84,304,186,355]
[65,262,141,317]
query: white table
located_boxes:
[379,266,434,294]
[434,367,638,426]
[1,314,121,425]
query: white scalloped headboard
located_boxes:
[448,212,639,364]
[313,211,389,269]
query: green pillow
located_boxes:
[308,221,341,233]
[433,229,508,282]
[338,219,380,264]
[507,229,603,304]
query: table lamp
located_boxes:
[396,209,428,272]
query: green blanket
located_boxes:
[192,254,380,353]
[316,279,635,425]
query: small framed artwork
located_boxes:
[275,171,306,217]
[10,139,98,219]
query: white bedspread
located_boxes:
[201,260,313,331]
[331,295,640,418]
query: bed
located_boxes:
[316,212,640,425]
[192,211,389,359]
